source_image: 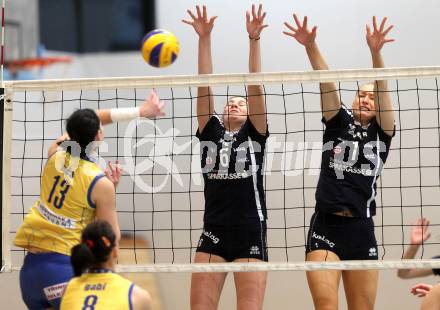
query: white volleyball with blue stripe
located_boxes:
[141,29,180,68]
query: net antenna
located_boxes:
[1,0,5,87]
[4,67,440,274]
[0,0,5,271]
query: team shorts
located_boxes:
[196,223,268,262]
[306,211,378,260]
[20,252,73,310]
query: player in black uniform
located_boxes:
[284,15,395,310]
[183,4,268,310]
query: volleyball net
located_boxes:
[3,67,440,273]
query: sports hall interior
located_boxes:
[2,0,440,309]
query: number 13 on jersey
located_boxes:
[47,175,71,209]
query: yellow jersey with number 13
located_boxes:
[60,271,134,310]
[14,151,104,255]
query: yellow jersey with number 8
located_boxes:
[60,271,134,310]
[14,151,105,255]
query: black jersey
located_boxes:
[196,115,268,227]
[315,105,394,218]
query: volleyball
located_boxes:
[141,29,180,68]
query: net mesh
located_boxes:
[4,67,440,272]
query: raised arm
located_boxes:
[48,132,70,158]
[284,14,340,121]
[96,90,165,125]
[246,4,268,134]
[366,16,395,136]
[47,90,165,157]
[183,5,217,133]
[398,217,433,279]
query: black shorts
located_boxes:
[196,223,268,262]
[306,211,378,260]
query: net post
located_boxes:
[1,86,12,272]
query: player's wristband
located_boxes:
[110,107,140,122]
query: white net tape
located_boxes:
[6,66,440,90]
[3,260,440,273]
[113,260,440,273]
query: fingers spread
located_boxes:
[372,16,378,31]
[187,9,196,20]
[293,14,301,28]
[303,16,308,29]
[257,4,262,17]
[284,22,297,32]
[202,5,208,21]
[366,24,371,36]
[209,16,218,25]
[379,17,387,32]
[383,24,394,36]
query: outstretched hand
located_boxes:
[366,16,394,53]
[246,4,268,40]
[182,5,217,38]
[410,217,431,245]
[139,90,166,119]
[283,14,317,48]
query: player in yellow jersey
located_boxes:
[15,90,164,310]
[61,220,151,310]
